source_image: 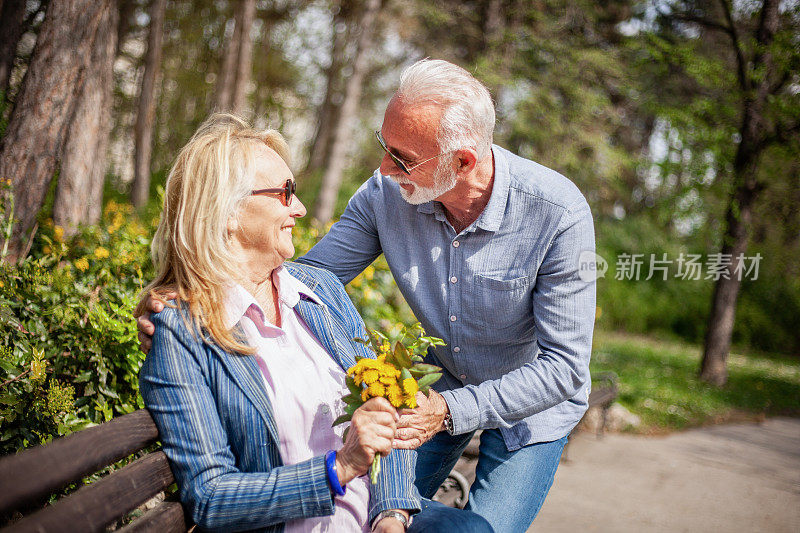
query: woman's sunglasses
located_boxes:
[251,179,296,206]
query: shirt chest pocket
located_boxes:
[471,274,533,329]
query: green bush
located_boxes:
[0,200,151,454]
[0,197,415,455]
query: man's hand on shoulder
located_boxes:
[135,290,177,355]
[393,389,449,449]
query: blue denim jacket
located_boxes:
[299,145,596,449]
[140,263,419,532]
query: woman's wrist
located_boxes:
[372,509,410,531]
[325,450,346,496]
[333,450,359,487]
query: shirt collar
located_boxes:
[223,265,321,329]
[415,145,510,233]
[474,146,510,232]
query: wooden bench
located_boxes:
[0,409,189,532]
[582,371,620,438]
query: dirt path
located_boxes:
[531,417,800,532]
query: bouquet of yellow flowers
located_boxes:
[333,323,444,483]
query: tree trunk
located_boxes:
[700,162,760,385]
[230,0,255,115]
[700,0,778,385]
[131,0,167,209]
[0,0,114,260]
[0,0,26,96]
[305,3,348,176]
[53,0,118,235]
[314,0,381,224]
[116,0,136,56]
[215,8,240,111]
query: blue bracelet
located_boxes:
[325,450,346,496]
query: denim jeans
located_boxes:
[414,429,567,533]
[409,498,494,532]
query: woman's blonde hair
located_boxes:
[136,113,290,354]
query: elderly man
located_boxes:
[300,59,595,532]
[139,59,595,532]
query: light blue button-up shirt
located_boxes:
[299,145,596,449]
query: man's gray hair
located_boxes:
[396,59,495,160]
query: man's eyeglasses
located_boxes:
[251,179,296,206]
[375,131,454,175]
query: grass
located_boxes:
[591,330,800,433]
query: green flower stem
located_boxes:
[370,454,381,484]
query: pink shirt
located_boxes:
[224,266,370,533]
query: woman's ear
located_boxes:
[226,215,239,241]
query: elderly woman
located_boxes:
[137,114,491,533]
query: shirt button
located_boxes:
[459,374,467,380]
[452,240,460,248]
[450,276,458,283]
[450,315,457,322]
[453,346,461,353]
[321,405,330,414]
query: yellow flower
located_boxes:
[53,226,64,242]
[367,382,385,397]
[361,388,370,402]
[402,378,419,396]
[74,257,89,271]
[404,395,417,409]
[94,247,110,259]
[108,213,123,233]
[379,374,397,385]
[387,384,404,408]
[362,369,380,385]
[42,245,52,255]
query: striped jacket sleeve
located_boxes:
[312,267,421,521]
[140,307,334,532]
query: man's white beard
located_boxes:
[395,161,458,205]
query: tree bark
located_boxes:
[131,0,167,209]
[314,0,381,224]
[700,161,760,385]
[116,0,135,56]
[230,0,255,115]
[0,0,26,97]
[0,0,114,260]
[700,0,779,385]
[215,16,238,110]
[305,2,348,176]
[53,0,118,235]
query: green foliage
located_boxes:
[0,201,153,454]
[592,331,800,432]
[291,219,418,333]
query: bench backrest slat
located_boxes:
[4,451,175,533]
[0,410,159,515]
[117,501,187,533]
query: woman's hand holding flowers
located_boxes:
[335,397,398,485]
